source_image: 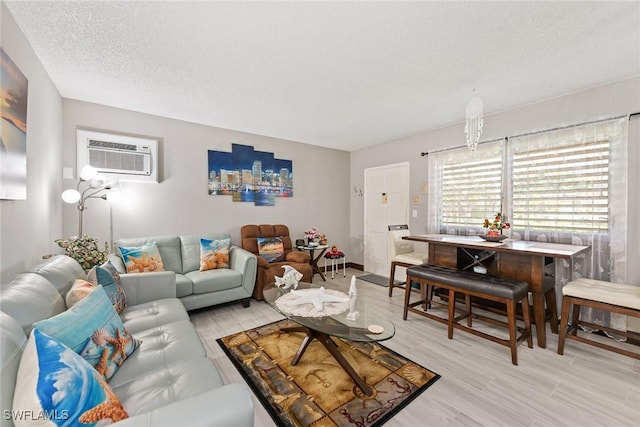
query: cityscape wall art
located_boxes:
[208,143,293,206]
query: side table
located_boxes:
[296,244,328,281]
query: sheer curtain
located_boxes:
[508,117,629,332]
[428,116,630,332]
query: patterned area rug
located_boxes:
[217,319,440,426]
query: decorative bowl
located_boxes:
[478,234,508,242]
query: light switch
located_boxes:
[63,167,74,179]
[412,209,418,218]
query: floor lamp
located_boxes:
[61,165,119,236]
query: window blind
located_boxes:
[441,155,503,228]
[511,140,610,233]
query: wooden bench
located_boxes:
[405,264,533,365]
[557,278,640,360]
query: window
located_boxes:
[511,139,609,234]
[428,117,627,238]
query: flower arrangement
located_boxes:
[304,227,327,244]
[482,213,510,236]
[55,234,109,270]
[304,227,321,241]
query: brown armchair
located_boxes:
[240,224,312,300]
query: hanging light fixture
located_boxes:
[465,96,484,151]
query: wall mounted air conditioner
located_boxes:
[76,129,159,183]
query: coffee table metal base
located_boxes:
[280,325,373,396]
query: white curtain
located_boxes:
[508,117,629,332]
[428,116,630,332]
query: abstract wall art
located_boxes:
[1,48,29,200]
[208,143,293,206]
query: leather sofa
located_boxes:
[240,224,312,300]
[109,232,257,310]
[0,255,254,427]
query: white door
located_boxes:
[364,162,410,276]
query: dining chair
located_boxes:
[387,225,428,297]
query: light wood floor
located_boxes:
[190,269,640,427]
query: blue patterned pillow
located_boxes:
[86,261,127,313]
[33,286,141,381]
[199,238,230,271]
[118,242,165,273]
[13,328,128,426]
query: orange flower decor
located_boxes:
[482,213,510,236]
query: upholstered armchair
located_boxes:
[240,224,312,300]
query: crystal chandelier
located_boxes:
[465,97,484,151]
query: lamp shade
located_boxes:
[79,165,98,181]
[61,189,81,203]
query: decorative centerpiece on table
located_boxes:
[480,213,510,242]
[304,227,327,245]
[55,234,109,270]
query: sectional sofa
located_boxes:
[0,255,254,427]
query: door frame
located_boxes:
[363,162,410,275]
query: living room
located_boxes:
[1,2,639,426]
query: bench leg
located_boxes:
[507,300,518,365]
[570,299,581,336]
[447,288,456,339]
[465,294,472,327]
[557,295,572,355]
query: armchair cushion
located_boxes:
[286,251,310,264]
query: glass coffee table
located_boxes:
[263,281,395,396]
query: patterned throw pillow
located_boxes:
[33,286,141,381]
[199,238,231,271]
[118,242,165,273]
[13,329,128,426]
[257,237,285,262]
[87,260,128,313]
[65,278,96,309]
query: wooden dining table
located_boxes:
[402,234,590,348]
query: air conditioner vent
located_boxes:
[77,129,159,183]
[88,139,138,152]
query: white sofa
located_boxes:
[110,233,257,311]
[0,255,254,427]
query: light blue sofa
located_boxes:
[0,255,254,427]
[110,233,257,311]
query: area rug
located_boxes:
[357,273,397,287]
[217,319,440,427]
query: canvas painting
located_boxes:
[0,48,28,200]
[208,143,293,206]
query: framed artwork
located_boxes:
[208,143,293,207]
[1,48,29,200]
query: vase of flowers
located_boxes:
[55,234,109,270]
[480,213,510,241]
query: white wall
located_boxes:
[350,77,640,286]
[0,3,63,282]
[61,100,351,255]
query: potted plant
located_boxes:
[55,234,109,271]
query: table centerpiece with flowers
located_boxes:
[480,213,510,241]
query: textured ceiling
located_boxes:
[5,1,640,151]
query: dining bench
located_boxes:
[405,264,533,365]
